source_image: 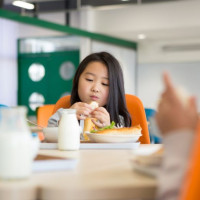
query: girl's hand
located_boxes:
[90,107,110,128]
[70,102,93,120]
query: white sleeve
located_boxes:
[47,108,64,127]
[157,130,194,200]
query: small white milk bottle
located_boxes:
[58,109,80,151]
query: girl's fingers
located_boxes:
[92,120,105,128]
[91,111,109,120]
[92,113,110,127]
[92,107,109,116]
[71,102,93,111]
[81,103,94,110]
[77,114,86,120]
[72,102,94,117]
[80,109,90,116]
[76,109,91,119]
[95,107,107,112]
[90,107,110,127]
[72,103,110,126]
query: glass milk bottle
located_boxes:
[0,106,33,179]
[58,109,80,151]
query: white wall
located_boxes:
[0,16,65,106]
[138,39,200,64]
[86,0,200,109]
[39,12,66,25]
[18,22,64,38]
[0,18,18,106]
[92,0,200,41]
[86,0,200,65]
[138,62,200,111]
[1,0,200,108]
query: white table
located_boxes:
[0,144,158,200]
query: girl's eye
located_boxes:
[102,83,109,86]
[86,78,93,82]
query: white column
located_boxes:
[0,18,18,106]
[79,6,95,60]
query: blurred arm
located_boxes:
[157,130,194,200]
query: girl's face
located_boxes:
[78,61,109,107]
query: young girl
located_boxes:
[48,52,131,128]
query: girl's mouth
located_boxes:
[90,96,99,101]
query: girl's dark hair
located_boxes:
[70,52,131,127]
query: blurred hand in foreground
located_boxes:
[156,72,199,135]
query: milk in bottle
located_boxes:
[58,109,80,150]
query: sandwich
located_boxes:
[92,125,142,135]
[91,121,142,136]
[86,121,142,143]
[83,101,99,140]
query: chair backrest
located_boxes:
[125,94,150,144]
[145,108,156,121]
[53,94,150,144]
[37,104,55,141]
[52,95,71,114]
[179,121,200,200]
[0,104,8,108]
[145,108,161,144]
[37,104,55,127]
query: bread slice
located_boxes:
[84,118,97,132]
[83,101,99,132]
[83,101,99,140]
[90,101,98,110]
[94,125,142,135]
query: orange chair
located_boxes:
[179,121,200,200]
[53,94,150,144]
[125,94,150,144]
[52,95,71,114]
[37,104,55,141]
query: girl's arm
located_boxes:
[47,108,64,127]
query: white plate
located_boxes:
[43,128,142,143]
[130,144,163,177]
[43,127,58,143]
[85,132,142,143]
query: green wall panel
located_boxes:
[18,50,79,115]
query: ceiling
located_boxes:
[3,0,183,14]
[1,0,198,43]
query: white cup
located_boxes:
[0,107,40,179]
[0,133,39,180]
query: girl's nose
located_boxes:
[91,86,99,93]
